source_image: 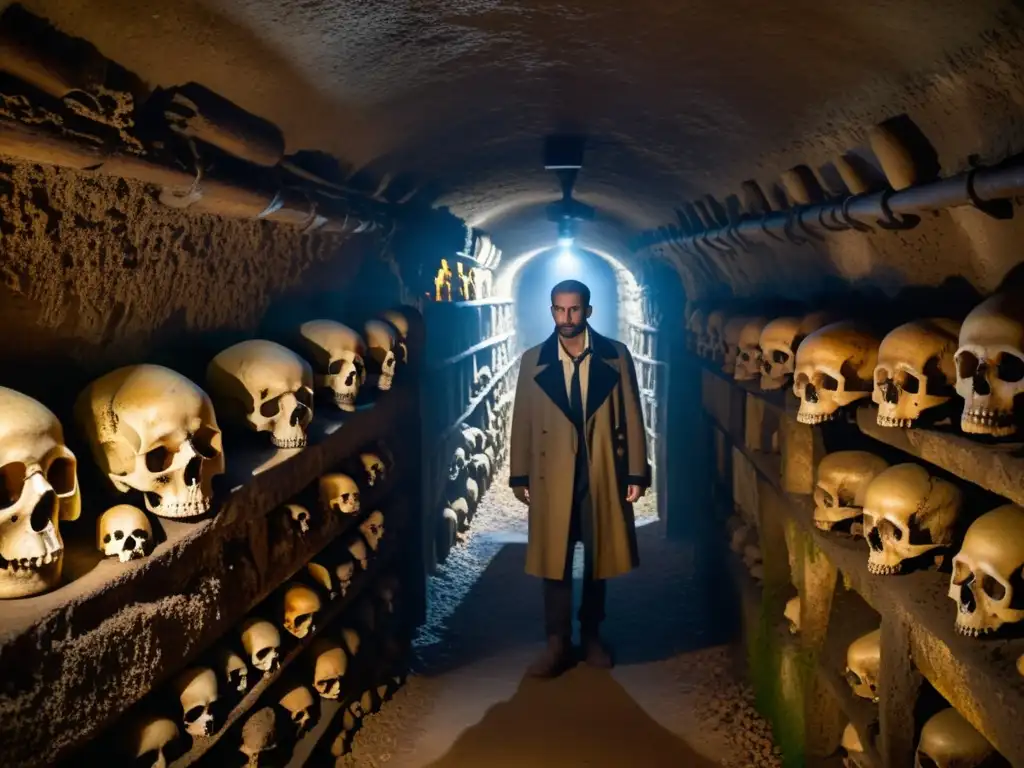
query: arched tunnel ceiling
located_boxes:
[15,0,1024,259]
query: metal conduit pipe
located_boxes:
[632,162,1024,252]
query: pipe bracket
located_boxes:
[840,196,873,232]
[965,168,1014,219]
[876,189,920,230]
[783,209,809,246]
[725,224,750,252]
[759,213,786,242]
[793,206,824,241]
[817,206,849,232]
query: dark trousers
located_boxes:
[543,432,606,639]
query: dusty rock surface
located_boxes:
[340,459,781,767]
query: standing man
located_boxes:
[509,278,650,677]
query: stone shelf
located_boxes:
[856,406,1024,508]
[0,382,414,768]
[711,383,1024,764]
[434,330,516,369]
[170,521,403,767]
[687,350,790,414]
[787,494,1024,765]
[441,353,521,443]
[816,663,881,768]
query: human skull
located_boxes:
[449,448,467,481]
[844,629,880,702]
[733,317,769,381]
[949,504,1024,637]
[282,582,322,638]
[216,647,249,694]
[206,340,314,448]
[240,618,281,673]
[319,473,360,515]
[75,365,224,519]
[722,316,754,375]
[348,536,369,569]
[97,504,152,563]
[306,561,336,599]
[813,451,890,534]
[380,309,410,364]
[873,319,961,428]
[759,312,832,391]
[862,464,961,575]
[915,708,994,768]
[311,638,347,699]
[360,452,386,487]
[360,510,385,551]
[450,498,469,530]
[239,707,277,766]
[704,310,728,362]
[364,320,397,391]
[120,714,181,768]
[335,560,355,595]
[840,723,869,768]
[278,683,316,738]
[465,476,480,507]
[784,596,800,634]
[0,387,80,598]
[793,322,881,425]
[297,320,366,412]
[286,503,311,534]
[173,666,218,738]
[686,308,706,355]
[348,689,376,721]
[955,291,1024,436]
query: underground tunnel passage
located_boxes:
[5,0,1024,766]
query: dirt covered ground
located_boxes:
[340,459,782,767]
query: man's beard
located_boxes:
[557,322,586,338]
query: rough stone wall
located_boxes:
[0,158,404,408]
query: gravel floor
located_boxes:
[341,458,782,768]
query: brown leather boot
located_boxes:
[527,635,572,678]
[581,633,613,669]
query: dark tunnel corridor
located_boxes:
[3,1,1024,766]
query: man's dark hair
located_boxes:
[550,279,591,307]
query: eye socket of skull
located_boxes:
[0,462,26,507]
[952,560,974,586]
[999,353,1024,382]
[981,574,1007,601]
[895,370,920,394]
[145,446,175,473]
[45,455,77,496]
[956,350,980,379]
[260,397,282,418]
[256,648,274,662]
[845,669,862,687]
[183,705,207,724]
[132,527,149,540]
[817,372,840,391]
[916,752,940,768]
[295,388,314,410]
[294,612,313,629]
[772,350,789,364]
[190,425,222,459]
[879,518,903,541]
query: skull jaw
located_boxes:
[270,432,308,449]
[797,390,870,425]
[0,554,63,598]
[375,372,394,391]
[961,405,1017,436]
[875,392,951,429]
[330,389,358,412]
[253,652,279,673]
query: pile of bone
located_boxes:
[436,406,511,559]
[109,501,401,765]
[687,290,1024,436]
[0,308,412,602]
[687,648,783,768]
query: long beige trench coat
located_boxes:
[508,329,650,580]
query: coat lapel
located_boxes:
[586,330,620,422]
[532,329,621,426]
[534,332,574,424]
